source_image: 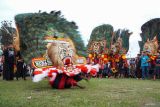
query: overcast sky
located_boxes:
[0,0,160,57]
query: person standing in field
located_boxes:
[141,51,150,80]
[16,51,26,80]
[135,54,142,79]
[2,46,15,80]
[154,53,160,80]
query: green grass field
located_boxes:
[0,77,160,107]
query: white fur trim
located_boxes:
[91,64,100,72]
[85,64,92,73]
[33,73,48,82]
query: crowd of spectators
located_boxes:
[89,51,160,80]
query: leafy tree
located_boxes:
[0,21,15,46]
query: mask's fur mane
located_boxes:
[143,36,158,55]
[88,40,106,54]
[111,37,122,54]
[13,28,20,51]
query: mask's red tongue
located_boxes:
[64,58,71,65]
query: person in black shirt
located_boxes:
[0,64,2,76]
[16,51,26,80]
[2,46,15,80]
[135,54,142,79]
[154,53,160,80]
[2,47,7,80]
[8,47,15,80]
